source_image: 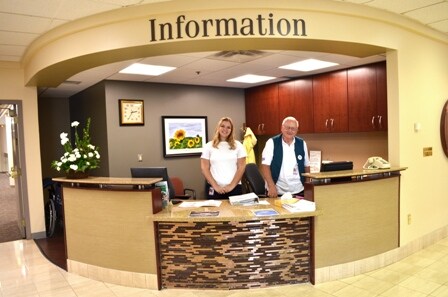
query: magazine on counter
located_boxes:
[252,208,279,217]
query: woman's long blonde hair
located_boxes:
[212,117,236,149]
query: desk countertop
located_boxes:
[150,198,321,222]
[302,166,407,180]
[52,176,162,185]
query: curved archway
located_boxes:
[27,38,386,88]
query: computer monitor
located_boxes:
[320,161,353,182]
[320,161,353,172]
[130,167,175,199]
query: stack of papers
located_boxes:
[178,200,222,208]
[282,199,316,212]
[229,193,259,206]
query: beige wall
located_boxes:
[3,0,447,243]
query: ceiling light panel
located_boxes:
[279,59,339,72]
[227,74,276,84]
[119,63,176,76]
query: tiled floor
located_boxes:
[1,238,448,297]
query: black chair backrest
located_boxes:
[130,167,175,200]
[244,163,266,196]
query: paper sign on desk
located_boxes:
[189,211,220,217]
[309,150,322,173]
[178,200,222,208]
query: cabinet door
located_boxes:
[245,84,279,135]
[348,62,387,132]
[313,70,348,133]
[278,78,314,133]
[376,62,388,131]
[348,65,377,132]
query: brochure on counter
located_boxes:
[252,208,279,217]
[229,192,260,206]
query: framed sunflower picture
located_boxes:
[162,116,208,158]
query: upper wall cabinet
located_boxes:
[245,84,279,135]
[313,70,349,133]
[348,62,387,132]
[278,78,314,134]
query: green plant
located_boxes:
[51,118,100,173]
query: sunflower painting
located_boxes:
[162,116,208,157]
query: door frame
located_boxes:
[0,100,30,239]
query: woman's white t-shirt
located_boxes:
[201,141,246,187]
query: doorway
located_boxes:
[0,102,27,243]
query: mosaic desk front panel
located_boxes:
[158,218,311,289]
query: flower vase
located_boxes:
[66,170,89,179]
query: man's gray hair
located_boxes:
[282,116,298,126]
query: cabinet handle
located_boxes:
[325,119,329,128]
[330,118,334,128]
[371,116,376,128]
[261,123,265,132]
[378,116,382,129]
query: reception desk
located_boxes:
[53,177,163,289]
[302,167,407,269]
[152,200,320,289]
[54,176,320,290]
[55,168,406,289]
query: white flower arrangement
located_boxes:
[51,118,100,173]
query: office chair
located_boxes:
[171,176,196,200]
[243,163,267,197]
[130,167,176,200]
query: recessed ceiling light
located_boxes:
[227,74,276,84]
[279,59,339,72]
[119,63,176,76]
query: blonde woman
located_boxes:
[201,117,246,199]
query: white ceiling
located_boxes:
[1,0,447,97]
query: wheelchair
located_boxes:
[43,178,62,237]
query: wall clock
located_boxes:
[119,99,144,126]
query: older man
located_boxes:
[260,116,310,198]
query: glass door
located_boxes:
[0,103,25,239]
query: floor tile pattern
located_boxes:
[0,237,448,297]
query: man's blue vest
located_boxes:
[271,134,306,184]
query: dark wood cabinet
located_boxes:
[245,62,387,135]
[348,62,387,132]
[278,78,314,133]
[312,70,348,133]
[245,83,279,135]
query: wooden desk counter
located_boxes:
[152,198,320,290]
